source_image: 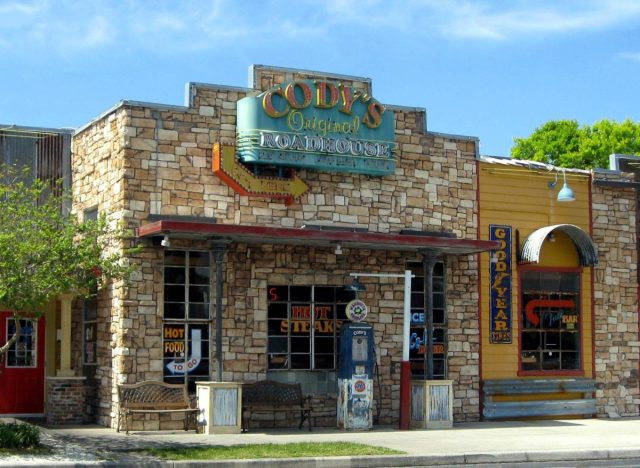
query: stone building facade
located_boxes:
[71,65,494,429]
[2,65,637,428]
[591,170,639,417]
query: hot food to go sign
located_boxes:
[236,79,397,176]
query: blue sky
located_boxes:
[1,0,639,156]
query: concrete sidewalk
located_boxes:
[2,417,640,467]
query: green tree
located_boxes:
[0,165,136,355]
[511,119,640,169]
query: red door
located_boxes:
[0,312,45,414]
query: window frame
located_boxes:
[162,249,212,390]
[408,260,448,380]
[82,291,98,366]
[266,285,354,371]
[5,318,38,368]
[517,266,584,376]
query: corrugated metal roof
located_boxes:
[521,224,598,266]
[479,156,590,175]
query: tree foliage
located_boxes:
[0,165,137,354]
[511,119,640,169]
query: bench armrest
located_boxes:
[303,395,313,408]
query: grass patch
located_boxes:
[145,441,404,460]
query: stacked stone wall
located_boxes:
[592,174,640,417]
[222,244,479,423]
[73,67,482,427]
[117,72,479,240]
[447,254,481,421]
[72,109,130,426]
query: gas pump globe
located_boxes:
[337,298,375,430]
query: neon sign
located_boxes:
[163,326,203,375]
[236,79,397,176]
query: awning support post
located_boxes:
[399,268,413,430]
[212,243,227,382]
[423,252,439,380]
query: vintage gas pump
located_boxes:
[337,307,376,430]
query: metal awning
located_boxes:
[136,219,499,256]
[521,224,598,266]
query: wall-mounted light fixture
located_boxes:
[345,276,366,292]
[161,234,171,247]
[334,244,343,255]
[548,170,575,202]
[557,170,575,202]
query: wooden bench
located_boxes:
[483,378,596,420]
[242,380,312,432]
[117,380,198,434]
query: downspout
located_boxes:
[476,157,485,419]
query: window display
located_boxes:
[267,285,354,370]
[520,271,580,372]
[163,250,211,390]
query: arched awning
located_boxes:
[521,224,598,266]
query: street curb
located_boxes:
[172,448,640,467]
[94,448,640,467]
[6,448,640,468]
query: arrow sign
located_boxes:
[212,143,309,204]
[166,328,202,375]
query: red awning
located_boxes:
[137,220,499,256]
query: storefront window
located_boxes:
[520,271,580,372]
[163,250,211,390]
[267,285,355,370]
[409,261,447,380]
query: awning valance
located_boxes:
[521,224,598,266]
[136,219,499,256]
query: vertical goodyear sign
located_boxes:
[489,225,512,344]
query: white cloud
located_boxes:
[0,0,46,17]
[438,0,640,40]
[83,16,113,47]
[0,0,115,55]
[617,51,640,62]
[2,0,640,56]
[314,0,640,41]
